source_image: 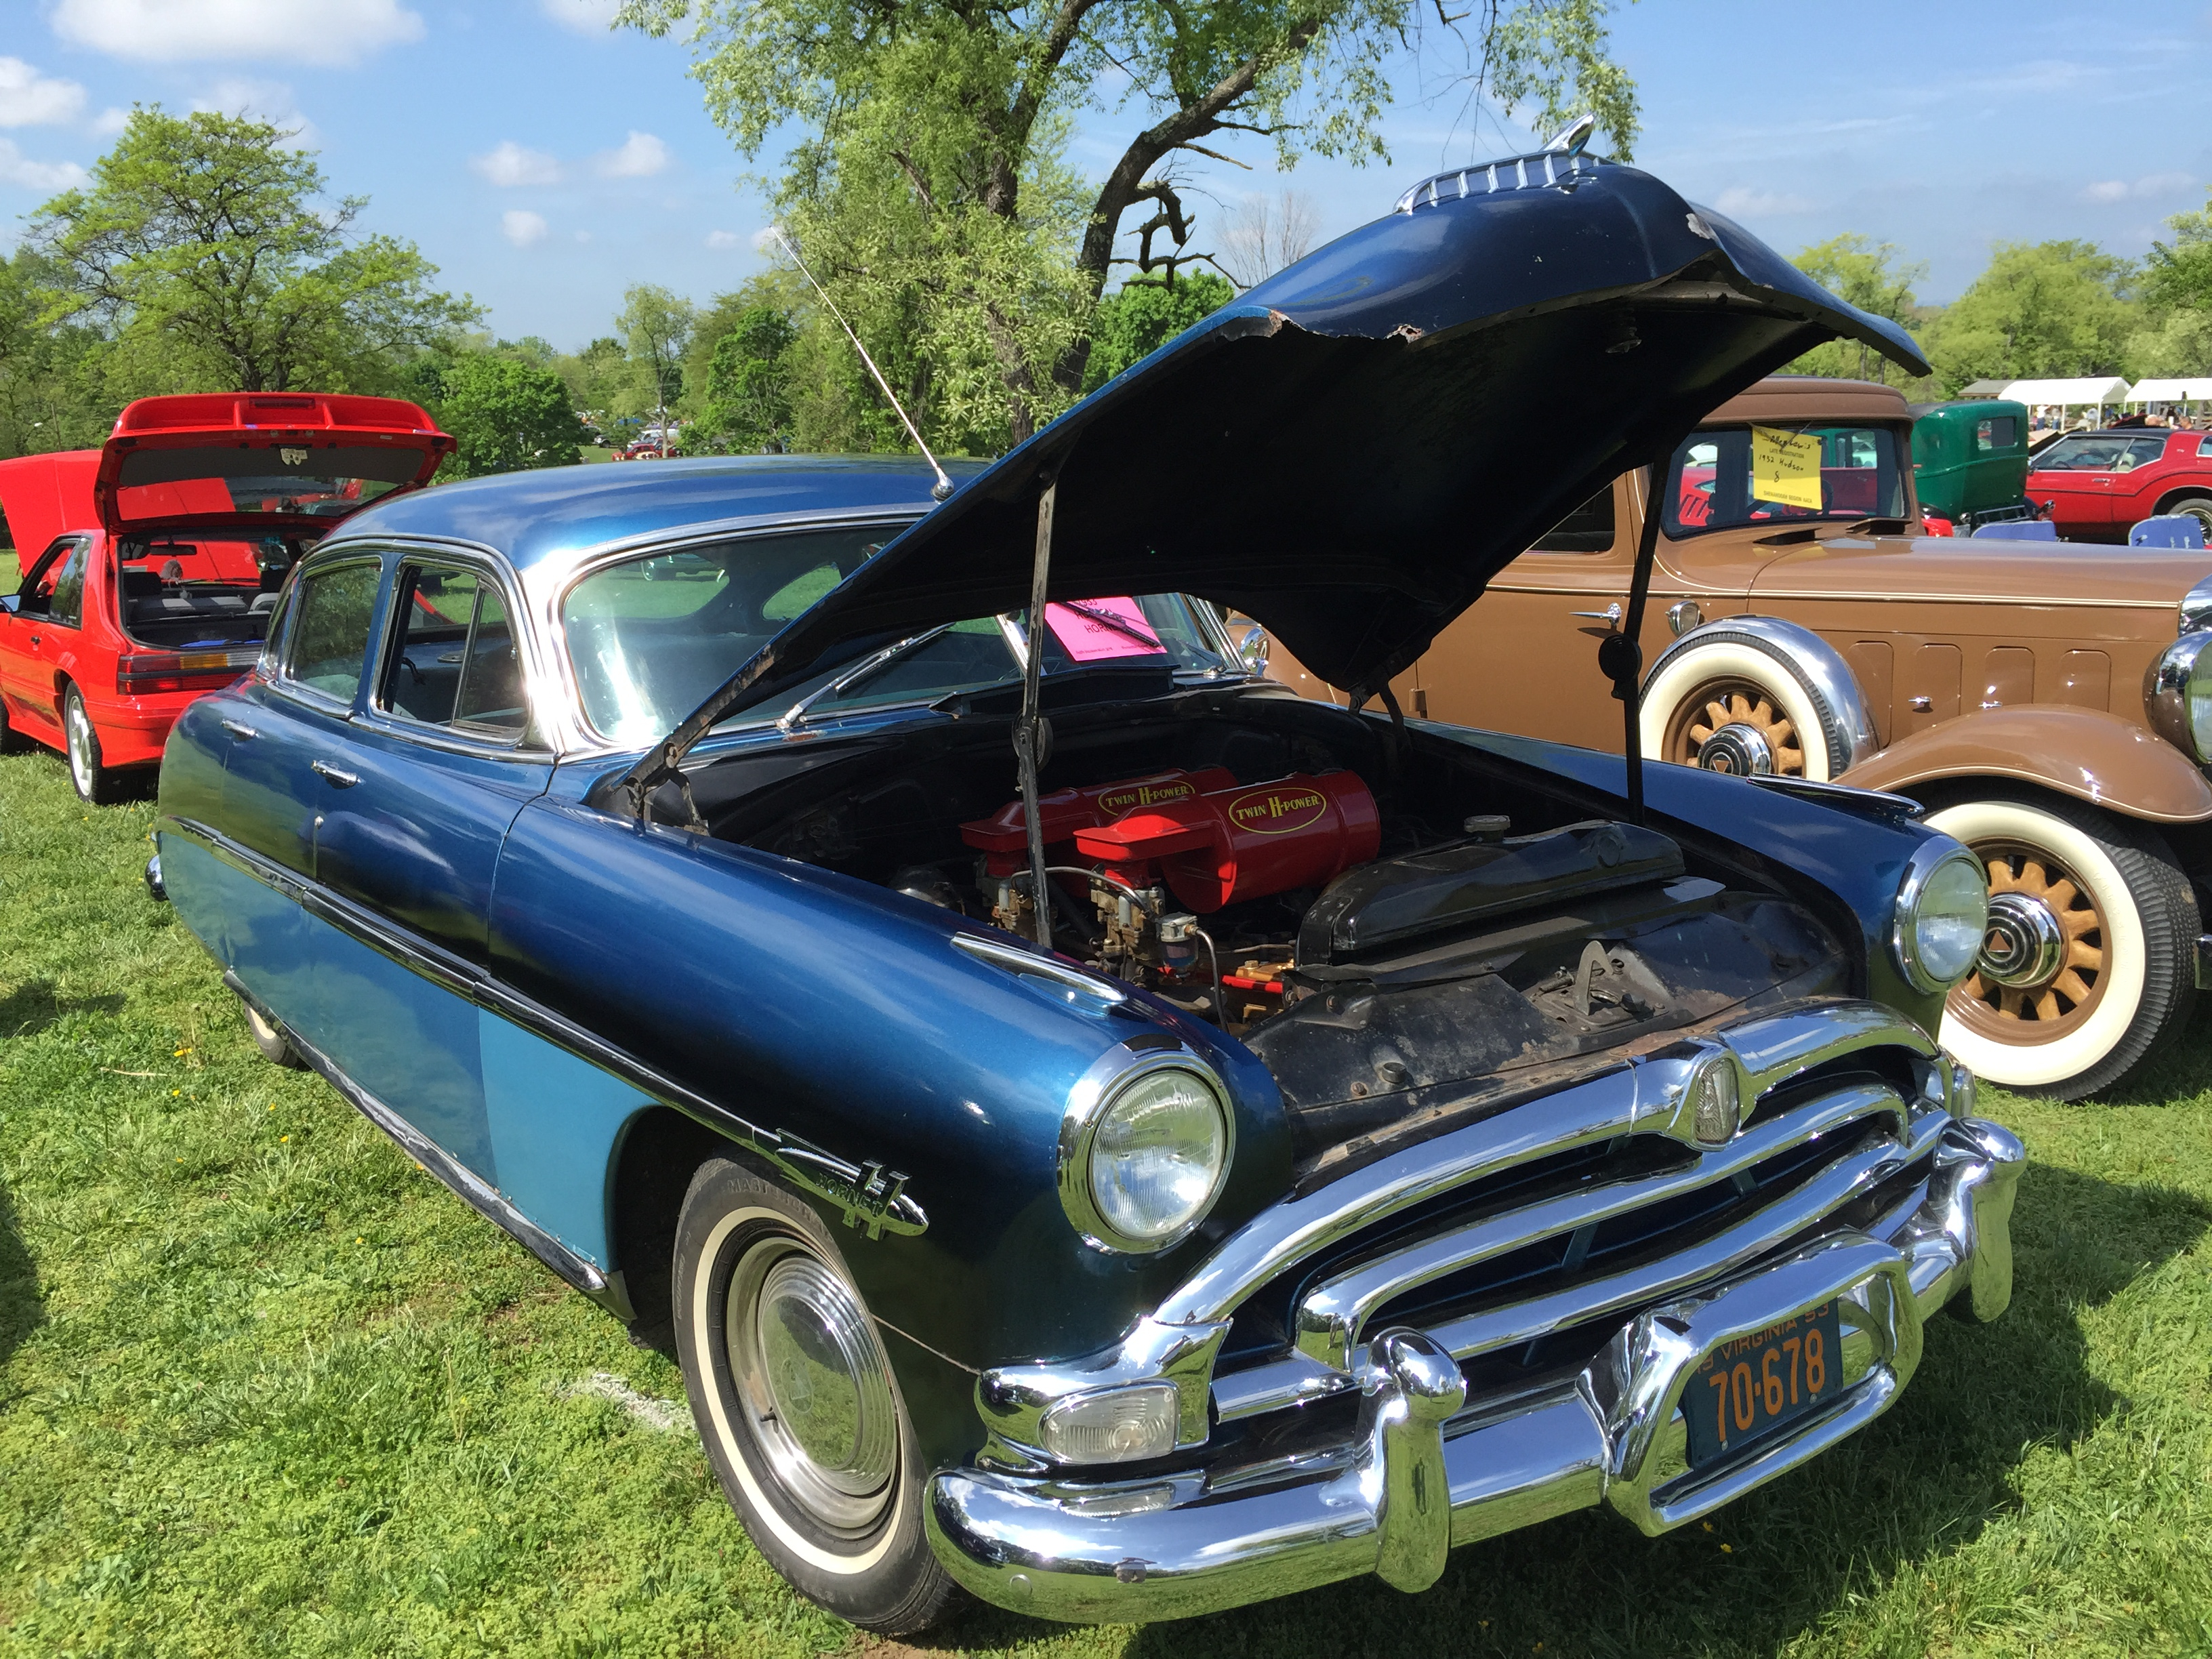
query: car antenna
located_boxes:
[771,227,955,502]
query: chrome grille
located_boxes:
[1206,1004,1952,1428]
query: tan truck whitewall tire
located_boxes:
[1639,621,1875,784]
[1924,796,2197,1099]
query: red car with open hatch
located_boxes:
[0,392,450,800]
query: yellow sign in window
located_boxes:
[1751,425,1824,511]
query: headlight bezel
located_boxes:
[1891,839,1990,995]
[2145,628,2212,762]
[1059,1043,1235,1254]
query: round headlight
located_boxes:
[1061,1056,1232,1253]
[2146,630,2212,761]
[1893,842,1989,994]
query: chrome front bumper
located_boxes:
[924,1115,2023,1623]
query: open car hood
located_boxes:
[676,150,1927,753]
[94,392,453,540]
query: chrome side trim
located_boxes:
[171,813,928,1242]
[1643,615,1880,777]
[222,969,634,1320]
[925,1116,2018,1622]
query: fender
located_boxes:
[1641,616,1881,777]
[1843,705,2212,824]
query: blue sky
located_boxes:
[3,0,2209,350]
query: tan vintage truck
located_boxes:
[1244,376,2212,1101]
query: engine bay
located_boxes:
[703,697,1849,1156]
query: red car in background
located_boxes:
[0,392,451,800]
[2027,427,2212,541]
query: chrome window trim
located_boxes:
[1890,838,1989,995]
[265,552,386,718]
[1057,1038,1235,1256]
[361,543,551,760]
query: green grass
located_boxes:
[1,747,2208,1658]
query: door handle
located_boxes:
[220,720,260,741]
[1570,604,1623,630]
[28,633,39,646]
[310,760,360,787]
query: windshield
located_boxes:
[1664,424,1907,535]
[2031,434,2169,472]
[560,525,1231,744]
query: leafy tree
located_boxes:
[1922,241,2136,394]
[27,108,478,394]
[0,249,109,460]
[694,306,798,451]
[620,0,1637,445]
[436,354,589,478]
[1083,272,1237,392]
[1784,234,1927,385]
[616,283,695,428]
[2142,190,2212,318]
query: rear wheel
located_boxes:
[62,684,119,804]
[2159,491,2212,543]
[672,1158,962,1635]
[1925,794,2197,1100]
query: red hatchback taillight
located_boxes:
[117,649,257,695]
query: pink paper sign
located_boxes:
[1044,596,1166,662]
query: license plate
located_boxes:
[1683,1300,1843,1467]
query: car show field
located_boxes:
[2,745,2209,1659]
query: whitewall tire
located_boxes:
[1925,794,2196,1099]
[1641,634,1841,781]
[672,1157,962,1635]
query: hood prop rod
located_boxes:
[1016,479,1057,949]
[1600,459,1667,826]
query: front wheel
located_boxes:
[1924,794,2198,1100]
[672,1158,963,1635]
[62,684,119,804]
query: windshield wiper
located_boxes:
[775,623,962,735]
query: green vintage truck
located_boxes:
[1909,398,2034,531]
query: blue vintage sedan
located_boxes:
[151,143,2024,1633]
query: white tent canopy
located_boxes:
[1958,376,2133,406]
[2124,378,2212,404]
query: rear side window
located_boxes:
[1975,415,2018,451]
[285,560,382,702]
[380,562,528,738]
[1531,487,1615,553]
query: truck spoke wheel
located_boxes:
[1925,795,2196,1100]
[1669,682,1808,777]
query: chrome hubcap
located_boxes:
[726,1239,897,1533]
[1978,890,2066,989]
[1695,721,1774,777]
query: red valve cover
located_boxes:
[1071,771,1379,913]
[960,767,1237,876]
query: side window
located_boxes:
[378,562,528,737]
[47,541,88,628]
[1975,415,2017,451]
[284,560,382,703]
[1531,487,1616,553]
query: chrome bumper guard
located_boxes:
[925,1107,2024,1624]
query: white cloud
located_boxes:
[90,106,129,137]
[574,229,593,243]
[0,138,87,190]
[472,140,562,187]
[191,78,317,147]
[1711,186,1818,218]
[0,58,87,127]
[594,130,668,178]
[2081,171,2196,204]
[704,229,741,248]
[50,0,425,67]
[502,209,549,247]
[751,224,784,253]
[539,0,623,33]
